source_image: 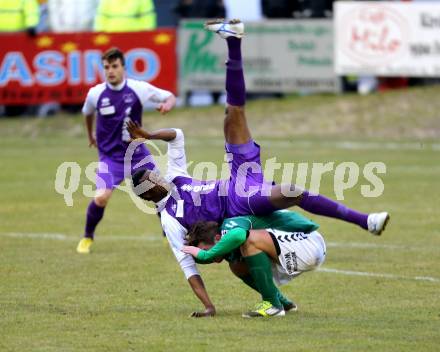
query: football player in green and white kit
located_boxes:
[182,210,325,318]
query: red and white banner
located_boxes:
[335,2,440,76]
[0,30,177,104]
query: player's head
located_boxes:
[132,168,170,202]
[102,47,125,86]
[186,221,221,250]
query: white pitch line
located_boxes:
[0,233,426,250]
[100,235,160,241]
[318,268,440,283]
[2,232,68,240]
[2,232,439,283]
[326,242,408,250]
[0,232,161,242]
[188,139,440,152]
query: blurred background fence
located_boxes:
[1,0,439,116]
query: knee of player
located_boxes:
[229,105,245,112]
[94,190,112,207]
[225,105,245,117]
[277,183,305,200]
[240,238,257,256]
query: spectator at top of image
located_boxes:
[0,0,39,36]
[47,0,99,32]
[262,0,296,18]
[262,0,333,19]
[94,0,157,32]
[174,0,225,19]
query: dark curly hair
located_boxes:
[101,47,125,66]
[186,221,220,246]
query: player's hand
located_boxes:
[127,119,149,139]
[190,306,216,318]
[156,95,176,115]
[88,135,97,148]
[181,245,201,257]
[156,102,172,115]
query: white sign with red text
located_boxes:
[335,2,440,76]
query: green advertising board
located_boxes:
[179,20,339,94]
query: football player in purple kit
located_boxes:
[76,48,176,254]
[128,20,389,317]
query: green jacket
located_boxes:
[0,0,39,32]
[94,0,156,32]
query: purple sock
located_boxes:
[227,37,242,60]
[299,191,368,230]
[226,37,245,106]
[84,201,105,239]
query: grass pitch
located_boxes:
[1,88,439,351]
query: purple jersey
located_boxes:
[164,176,227,230]
[224,141,277,217]
[157,129,228,279]
[82,78,172,161]
[156,129,228,229]
[157,130,276,280]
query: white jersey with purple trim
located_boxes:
[82,78,172,160]
[157,129,227,279]
[82,78,172,115]
[156,129,197,280]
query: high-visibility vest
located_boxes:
[0,0,39,31]
[94,0,156,32]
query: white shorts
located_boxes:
[267,229,326,286]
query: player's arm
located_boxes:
[84,113,96,147]
[147,83,176,115]
[182,228,248,262]
[82,89,97,148]
[126,120,176,141]
[127,124,189,178]
[187,275,216,317]
[132,80,176,115]
[173,243,217,317]
[184,217,253,262]
[162,212,216,317]
[194,257,214,265]
[156,94,176,115]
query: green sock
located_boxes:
[244,252,282,309]
[278,291,293,308]
[239,273,259,292]
[239,273,292,309]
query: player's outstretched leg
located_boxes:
[269,185,390,236]
[206,20,390,237]
[77,190,111,253]
[205,19,250,146]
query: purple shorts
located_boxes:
[96,151,156,190]
[225,140,277,217]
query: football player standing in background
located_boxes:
[76,48,176,254]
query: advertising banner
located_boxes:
[179,20,339,94]
[335,2,440,76]
[0,30,177,104]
